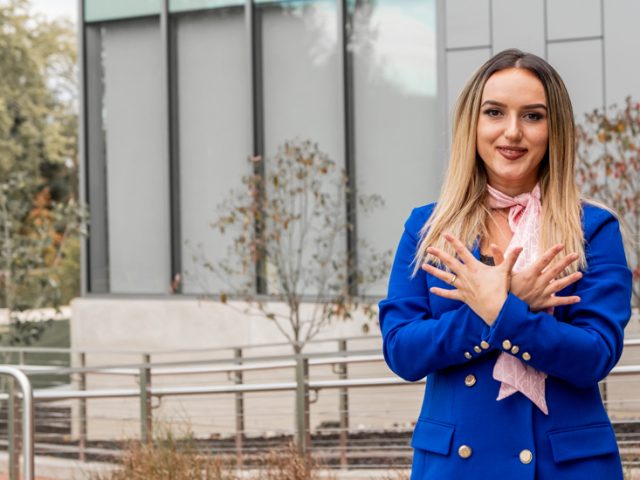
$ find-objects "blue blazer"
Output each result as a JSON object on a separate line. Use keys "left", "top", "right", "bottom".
{"left": 379, "top": 203, "right": 632, "bottom": 480}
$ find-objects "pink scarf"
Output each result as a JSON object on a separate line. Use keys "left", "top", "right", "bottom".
{"left": 487, "top": 184, "right": 549, "bottom": 415}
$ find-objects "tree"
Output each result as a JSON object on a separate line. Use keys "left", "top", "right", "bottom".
{"left": 0, "top": 0, "right": 85, "bottom": 344}
{"left": 188, "top": 139, "right": 391, "bottom": 353}
{"left": 576, "top": 96, "right": 640, "bottom": 307}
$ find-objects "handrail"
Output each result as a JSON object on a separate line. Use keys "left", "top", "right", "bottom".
{"left": 2, "top": 362, "right": 639, "bottom": 404}
{"left": 16, "top": 348, "right": 382, "bottom": 376}
{"left": 0, "top": 366, "right": 34, "bottom": 480}
{"left": 0, "top": 334, "right": 378, "bottom": 356}
{"left": 21, "top": 353, "right": 384, "bottom": 377}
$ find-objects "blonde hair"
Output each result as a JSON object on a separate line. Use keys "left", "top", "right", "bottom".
{"left": 414, "top": 49, "right": 586, "bottom": 276}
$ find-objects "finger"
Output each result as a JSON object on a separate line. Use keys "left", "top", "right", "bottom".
{"left": 490, "top": 243, "right": 504, "bottom": 265}
{"left": 503, "top": 246, "right": 523, "bottom": 273}
{"left": 532, "top": 244, "right": 564, "bottom": 275}
{"left": 429, "top": 286, "right": 463, "bottom": 301}
{"left": 542, "top": 253, "right": 580, "bottom": 281}
{"left": 544, "top": 271, "right": 583, "bottom": 295}
{"left": 443, "top": 233, "right": 476, "bottom": 265}
{"left": 426, "top": 246, "right": 464, "bottom": 274}
{"left": 540, "top": 294, "right": 581, "bottom": 309}
{"left": 422, "top": 263, "right": 461, "bottom": 285}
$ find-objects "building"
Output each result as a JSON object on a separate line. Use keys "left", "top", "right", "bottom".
{"left": 75, "top": 0, "right": 640, "bottom": 351}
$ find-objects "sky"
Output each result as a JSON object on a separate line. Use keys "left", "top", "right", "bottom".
{"left": 30, "top": 0, "right": 77, "bottom": 22}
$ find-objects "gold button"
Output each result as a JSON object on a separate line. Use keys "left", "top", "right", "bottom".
{"left": 511, "top": 345, "right": 520, "bottom": 355}
{"left": 502, "top": 339, "right": 512, "bottom": 350}
{"left": 458, "top": 445, "right": 472, "bottom": 459}
{"left": 480, "top": 340, "right": 490, "bottom": 349}
{"left": 473, "top": 345, "right": 481, "bottom": 353}
{"left": 519, "top": 449, "right": 533, "bottom": 464}
{"left": 464, "top": 374, "right": 477, "bottom": 387}
{"left": 522, "top": 352, "right": 531, "bottom": 361}
{"left": 464, "top": 351, "right": 472, "bottom": 359}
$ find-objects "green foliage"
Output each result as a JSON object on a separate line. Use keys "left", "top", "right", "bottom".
{"left": 577, "top": 97, "right": 640, "bottom": 306}
{"left": 0, "top": 0, "right": 86, "bottom": 343}
{"left": 189, "top": 139, "right": 391, "bottom": 351}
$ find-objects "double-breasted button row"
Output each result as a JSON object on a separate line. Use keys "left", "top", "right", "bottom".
{"left": 501, "top": 339, "right": 531, "bottom": 361}
{"left": 457, "top": 444, "right": 533, "bottom": 464}
{"left": 464, "top": 341, "right": 491, "bottom": 360}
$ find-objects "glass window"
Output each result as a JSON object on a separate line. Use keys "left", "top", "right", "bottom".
{"left": 170, "top": 0, "right": 243, "bottom": 13}
{"left": 85, "top": 0, "right": 161, "bottom": 22}
{"left": 176, "top": 8, "right": 253, "bottom": 294}
{"left": 259, "top": 0, "right": 346, "bottom": 296}
{"left": 351, "top": 0, "right": 440, "bottom": 296}
{"left": 101, "top": 18, "right": 172, "bottom": 293}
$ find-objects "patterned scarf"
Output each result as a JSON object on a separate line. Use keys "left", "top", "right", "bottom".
{"left": 487, "top": 183, "right": 549, "bottom": 415}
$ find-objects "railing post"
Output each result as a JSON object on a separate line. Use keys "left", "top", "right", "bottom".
{"left": 139, "top": 353, "right": 152, "bottom": 443}
{"left": 78, "top": 352, "right": 87, "bottom": 461}
{"left": 234, "top": 348, "right": 244, "bottom": 468}
{"left": 8, "top": 379, "right": 19, "bottom": 480}
{"left": 338, "top": 339, "right": 349, "bottom": 469}
{"left": 0, "top": 366, "right": 35, "bottom": 480}
{"left": 295, "top": 354, "right": 310, "bottom": 454}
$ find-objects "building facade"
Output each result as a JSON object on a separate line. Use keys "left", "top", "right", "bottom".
{"left": 76, "top": 0, "right": 640, "bottom": 351}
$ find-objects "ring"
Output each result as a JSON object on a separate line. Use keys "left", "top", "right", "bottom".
{"left": 449, "top": 274, "right": 457, "bottom": 285}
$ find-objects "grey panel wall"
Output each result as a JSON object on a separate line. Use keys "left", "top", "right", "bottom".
{"left": 175, "top": 10, "right": 252, "bottom": 295}
{"left": 492, "top": 0, "right": 545, "bottom": 57}
{"left": 103, "top": 19, "right": 171, "bottom": 294}
{"left": 445, "top": 0, "right": 490, "bottom": 49}
{"left": 548, "top": 39, "right": 604, "bottom": 121}
{"left": 445, "top": 48, "right": 491, "bottom": 127}
{"left": 604, "top": 0, "right": 640, "bottom": 107}
{"left": 547, "top": 0, "right": 601, "bottom": 40}
{"left": 441, "top": 0, "right": 625, "bottom": 132}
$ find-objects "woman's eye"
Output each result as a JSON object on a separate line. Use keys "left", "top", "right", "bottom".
{"left": 483, "top": 109, "right": 501, "bottom": 117}
{"left": 524, "top": 112, "right": 543, "bottom": 121}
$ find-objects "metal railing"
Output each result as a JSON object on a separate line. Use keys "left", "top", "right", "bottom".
{"left": 0, "top": 366, "right": 34, "bottom": 480}
{"left": 2, "top": 335, "right": 640, "bottom": 475}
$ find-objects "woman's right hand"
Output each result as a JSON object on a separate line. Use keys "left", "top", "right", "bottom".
{"left": 490, "top": 244, "right": 583, "bottom": 311}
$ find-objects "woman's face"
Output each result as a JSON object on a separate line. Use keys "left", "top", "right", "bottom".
{"left": 476, "top": 67, "right": 549, "bottom": 196}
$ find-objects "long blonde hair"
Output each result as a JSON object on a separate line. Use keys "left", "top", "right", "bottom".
{"left": 414, "top": 49, "right": 585, "bottom": 276}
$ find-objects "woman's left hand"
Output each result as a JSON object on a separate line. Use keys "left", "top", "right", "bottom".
{"left": 421, "top": 233, "right": 522, "bottom": 326}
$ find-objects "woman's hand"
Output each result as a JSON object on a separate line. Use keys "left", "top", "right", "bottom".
{"left": 489, "top": 243, "right": 582, "bottom": 311}
{"left": 421, "top": 233, "right": 522, "bottom": 326}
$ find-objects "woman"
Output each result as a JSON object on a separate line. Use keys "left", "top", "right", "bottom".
{"left": 379, "top": 49, "right": 632, "bottom": 479}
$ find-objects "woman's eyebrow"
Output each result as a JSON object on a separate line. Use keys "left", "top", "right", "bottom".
{"left": 481, "top": 100, "right": 547, "bottom": 110}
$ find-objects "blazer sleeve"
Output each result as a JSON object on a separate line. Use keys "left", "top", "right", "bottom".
{"left": 379, "top": 206, "right": 492, "bottom": 382}
{"left": 483, "top": 206, "right": 633, "bottom": 388}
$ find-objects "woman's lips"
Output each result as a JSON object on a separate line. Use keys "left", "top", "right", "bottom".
{"left": 496, "top": 146, "right": 527, "bottom": 160}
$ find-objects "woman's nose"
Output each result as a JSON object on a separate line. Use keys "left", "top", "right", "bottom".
{"left": 504, "top": 117, "right": 523, "bottom": 142}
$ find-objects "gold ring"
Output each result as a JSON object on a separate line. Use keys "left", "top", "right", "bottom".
{"left": 449, "top": 274, "right": 457, "bottom": 285}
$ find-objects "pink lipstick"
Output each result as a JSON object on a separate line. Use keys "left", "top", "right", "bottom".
{"left": 496, "top": 146, "right": 527, "bottom": 160}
